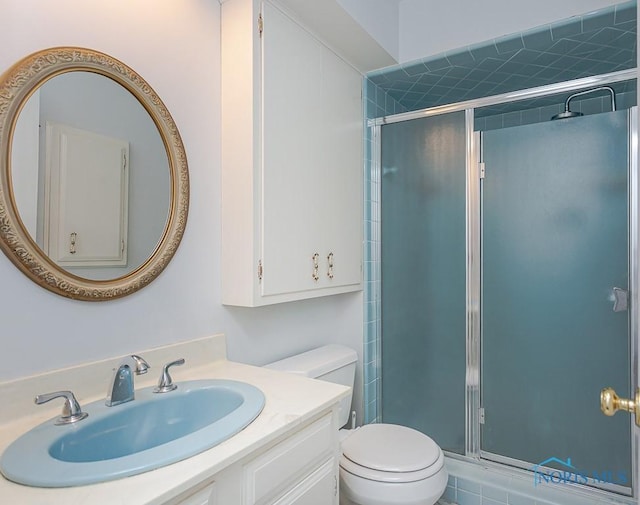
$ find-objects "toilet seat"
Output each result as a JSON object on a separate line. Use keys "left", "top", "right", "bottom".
{"left": 340, "top": 424, "right": 444, "bottom": 483}
{"left": 340, "top": 453, "right": 444, "bottom": 483}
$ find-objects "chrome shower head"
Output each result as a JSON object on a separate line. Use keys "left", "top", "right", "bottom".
{"left": 551, "top": 110, "right": 584, "bottom": 120}
{"left": 551, "top": 86, "right": 616, "bottom": 121}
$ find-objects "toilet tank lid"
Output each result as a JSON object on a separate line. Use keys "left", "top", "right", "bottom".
{"left": 265, "top": 345, "right": 357, "bottom": 378}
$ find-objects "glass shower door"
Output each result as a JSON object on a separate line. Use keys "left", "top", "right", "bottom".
{"left": 380, "top": 112, "right": 467, "bottom": 454}
{"left": 481, "top": 110, "right": 632, "bottom": 490}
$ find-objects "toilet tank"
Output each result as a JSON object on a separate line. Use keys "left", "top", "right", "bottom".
{"left": 265, "top": 345, "right": 357, "bottom": 428}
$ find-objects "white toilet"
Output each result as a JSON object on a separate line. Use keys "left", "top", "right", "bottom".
{"left": 266, "top": 345, "right": 447, "bottom": 505}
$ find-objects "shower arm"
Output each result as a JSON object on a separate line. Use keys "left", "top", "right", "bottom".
{"left": 563, "top": 86, "right": 616, "bottom": 114}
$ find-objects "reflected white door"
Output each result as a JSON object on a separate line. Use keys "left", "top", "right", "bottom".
{"left": 45, "top": 122, "right": 129, "bottom": 267}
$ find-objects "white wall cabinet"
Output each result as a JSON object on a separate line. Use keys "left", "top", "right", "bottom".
{"left": 222, "top": 0, "right": 363, "bottom": 306}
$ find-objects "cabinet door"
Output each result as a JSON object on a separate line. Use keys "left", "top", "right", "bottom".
{"left": 261, "top": 1, "right": 324, "bottom": 297}
{"left": 316, "top": 49, "right": 362, "bottom": 290}
{"left": 172, "top": 482, "right": 216, "bottom": 505}
{"left": 260, "top": 2, "right": 362, "bottom": 298}
{"left": 244, "top": 414, "right": 334, "bottom": 504}
{"left": 270, "top": 459, "right": 337, "bottom": 505}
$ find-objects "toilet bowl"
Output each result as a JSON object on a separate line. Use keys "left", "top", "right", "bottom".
{"left": 339, "top": 424, "right": 447, "bottom": 505}
{"left": 265, "top": 345, "right": 447, "bottom": 505}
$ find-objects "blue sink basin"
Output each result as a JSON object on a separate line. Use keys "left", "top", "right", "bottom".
{"left": 0, "top": 379, "right": 265, "bottom": 487}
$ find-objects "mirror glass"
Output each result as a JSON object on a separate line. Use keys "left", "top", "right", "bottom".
{"left": 0, "top": 47, "right": 189, "bottom": 300}
{"left": 11, "top": 71, "right": 171, "bottom": 280}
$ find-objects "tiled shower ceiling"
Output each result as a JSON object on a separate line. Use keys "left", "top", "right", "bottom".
{"left": 367, "top": 1, "right": 637, "bottom": 113}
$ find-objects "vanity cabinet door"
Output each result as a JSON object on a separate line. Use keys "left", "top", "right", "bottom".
{"left": 221, "top": 0, "right": 363, "bottom": 307}
{"left": 243, "top": 414, "right": 338, "bottom": 505}
{"left": 269, "top": 459, "right": 337, "bottom": 505}
{"left": 171, "top": 482, "right": 216, "bottom": 505}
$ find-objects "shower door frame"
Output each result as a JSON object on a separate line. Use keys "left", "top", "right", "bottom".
{"left": 368, "top": 67, "right": 638, "bottom": 499}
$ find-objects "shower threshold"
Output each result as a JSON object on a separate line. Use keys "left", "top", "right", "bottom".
{"left": 442, "top": 455, "right": 634, "bottom": 505}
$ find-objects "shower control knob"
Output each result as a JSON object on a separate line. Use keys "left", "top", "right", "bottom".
{"left": 600, "top": 387, "right": 640, "bottom": 426}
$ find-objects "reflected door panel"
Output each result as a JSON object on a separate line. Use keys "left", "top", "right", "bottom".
{"left": 45, "top": 122, "right": 129, "bottom": 267}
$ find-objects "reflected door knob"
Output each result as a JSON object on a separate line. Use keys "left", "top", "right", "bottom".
{"left": 600, "top": 387, "right": 640, "bottom": 426}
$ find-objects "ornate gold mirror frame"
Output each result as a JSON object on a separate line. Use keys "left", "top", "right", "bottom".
{"left": 0, "top": 47, "right": 189, "bottom": 300}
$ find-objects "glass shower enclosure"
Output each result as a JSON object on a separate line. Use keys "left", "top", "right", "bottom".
{"left": 374, "top": 73, "right": 637, "bottom": 497}
{"left": 380, "top": 112, "right": 467, "bottom": 455}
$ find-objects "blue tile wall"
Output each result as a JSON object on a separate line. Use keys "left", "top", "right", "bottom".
{"left": 367, "top": 1, "right": 636, "bottom": 114}
{"left": 474, "top": 90, "right": 637, "bottom": 131}
{"left": 362, "top": 80, "right": 407, "bottom": 423}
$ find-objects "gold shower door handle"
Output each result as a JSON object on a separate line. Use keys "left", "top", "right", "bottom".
{"left": 600, "top": 387, "right": 640, "bottom": 426}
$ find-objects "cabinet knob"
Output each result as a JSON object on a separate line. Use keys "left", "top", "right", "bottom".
{"left": 327, "top": 252, "right": 334, "bottom": 279}
{"left": 69, "top": 232, "right": 77, "bottom": 254}
{"left": 312, "top": 253, "right": 320, "bottom": 281}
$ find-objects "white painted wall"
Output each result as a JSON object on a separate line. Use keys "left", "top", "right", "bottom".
{"left": 11, "top": 89, "right": 39, "bottom": 237}
{"left": 0, "top": 0, "right": 363, "bottom": 420}
{"left": 337, "top": 0, "right": 400, "bottom": 62}
{"left": 398, "top": 0, "right": 622, "bottom": 63}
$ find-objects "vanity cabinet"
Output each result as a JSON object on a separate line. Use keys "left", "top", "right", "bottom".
{"left": 173, "top": 483, "right": 217, "bottom": 505}
{"left": 270, "top": 459, "right": 336, "bottom": 504}
{"left": 168, "top": 413, "right": 339, "bottom": 505}
{"left": 221, "top": 0, "right": 363, "bottom": 306}
{"left": 0, "top": 336, "right": 347, "bottom": 505}
{"left": 243, "top": 414, "right": 337, "bottom": 504}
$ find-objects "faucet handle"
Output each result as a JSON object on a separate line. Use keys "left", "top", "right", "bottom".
{"left": 35, "top": 390, "right": 89, "bottom": 425}
{"left": 130, "top": 354, "right": 151, "bottom": 375}
{"left": 154, "top": 358, "right": 185, "bottom": 393}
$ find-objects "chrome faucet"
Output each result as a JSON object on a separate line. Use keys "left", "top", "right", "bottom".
{"left": 106, "top": 354, "right": 150, "bottom": 406}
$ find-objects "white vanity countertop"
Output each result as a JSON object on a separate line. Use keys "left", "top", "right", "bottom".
{"left": 0, "top": 335, "right": 350, "bottom": 504}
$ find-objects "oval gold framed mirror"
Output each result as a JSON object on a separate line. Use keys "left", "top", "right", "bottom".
{"left": 0, "top": 47, "right": 189, "bottom": 300}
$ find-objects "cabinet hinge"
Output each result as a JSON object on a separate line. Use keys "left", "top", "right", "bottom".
{"left": 258, "top": 260, "right": 263, "bottom": 282}
{"left": 258, "top": 13, "right": 263, "bottom": 37}
{"left": 121, "top": 239, "right": 125, "bottom": 254}
{"left": 479, "top": 162, "right": 485, "bottom": 179}
{"left": 122, "top": 151, "right": 127, "bottom": 171}
{"left": 479, "top": 407, "right": 485, "bottom": 425}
